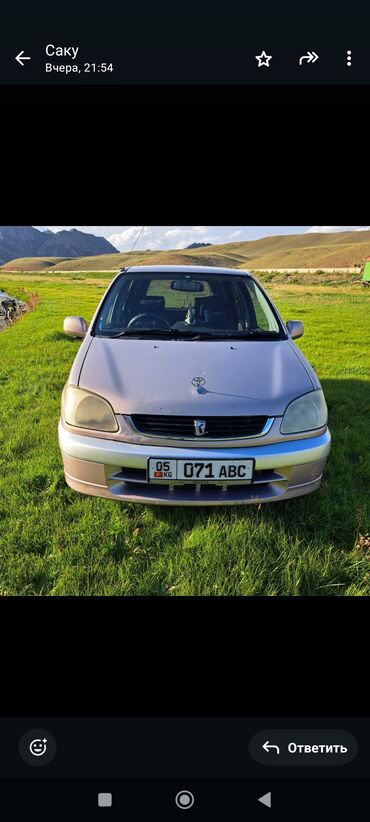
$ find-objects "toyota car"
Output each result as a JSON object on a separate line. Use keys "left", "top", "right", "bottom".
{"left": 58, "top": 266, "right": 331, "bottom": 505}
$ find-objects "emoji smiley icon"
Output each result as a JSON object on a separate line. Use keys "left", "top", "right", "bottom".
{"left": 29, "top": 738, "right": 48, "bottom": 757}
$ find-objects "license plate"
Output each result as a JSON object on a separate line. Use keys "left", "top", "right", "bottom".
{"left": 147, "top": 458, "right": 254, "bottom": 483}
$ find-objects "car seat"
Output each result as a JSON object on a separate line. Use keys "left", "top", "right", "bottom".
{"left": 193, "top": 296, "right": 235, "bottom": 328}
{"left": 139, "top": 296, "right": 166, "bottom": 311}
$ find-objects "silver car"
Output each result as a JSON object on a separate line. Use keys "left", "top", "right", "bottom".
{"left": 58, "top": 265, "right": 331, "bottom": 505}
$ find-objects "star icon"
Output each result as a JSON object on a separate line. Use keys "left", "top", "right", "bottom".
{"left": 255, "top": 50, "right": 272, "bottom": 67}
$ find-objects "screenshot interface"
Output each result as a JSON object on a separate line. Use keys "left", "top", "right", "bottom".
{"left": 1, "top": 42, "right": 367, "bottom": 85}
{"left": 1, "top": 0, "right": 369, "bottom": 790}
{"left": 2, "top": 3, "right": 370, "bottom": 86}
{"left": 2, "top": 6, "right": 368, "bottom": 130}
{"left": 1, "top": 717, "right": 368, "bottom": 819}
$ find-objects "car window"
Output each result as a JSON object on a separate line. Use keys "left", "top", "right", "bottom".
{"left": 94, "top": 272, "right": 283, "bottom": 337}
{"left": 146, "top": 278, "right": 212, "bottom": 308}
{"left": 247, "top": 280, "right": 280, "bottom": 332}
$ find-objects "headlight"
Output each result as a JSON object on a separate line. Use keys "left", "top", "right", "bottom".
{"left": 280, "top": 389, "right": 328, "bottom": 434}
{"left": 63, "top": 385, "right": 118, "bottom": 432}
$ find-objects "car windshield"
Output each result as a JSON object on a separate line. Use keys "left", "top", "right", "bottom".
{"left": 93, "top": 272, "right": 284, "bottom": 339}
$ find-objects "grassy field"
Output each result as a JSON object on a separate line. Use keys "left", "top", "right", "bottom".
{"left": 2, "top": 228, "right": 370, "bottom": 272}
{"left": 0, "top": 274, "right": 369, "bottom": 596}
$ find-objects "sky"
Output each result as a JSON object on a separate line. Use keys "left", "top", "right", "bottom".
{"left": 34, "top": 226, "right": 370, "bottom": 252}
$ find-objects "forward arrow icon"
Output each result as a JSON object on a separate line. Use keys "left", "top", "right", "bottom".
{"left": 299, "top": 51, "right": 319, "bottom": 65}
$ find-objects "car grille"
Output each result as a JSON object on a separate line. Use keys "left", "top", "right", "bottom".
{"left": 110, "top": 467, "right": 284, "bottom": 486}
{"left": 130, "top": 414, "right": 269, "bottom": 439}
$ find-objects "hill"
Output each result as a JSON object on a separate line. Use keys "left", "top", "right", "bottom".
{"left": 0, "top": 226, "right": 118, "bottom": 265}
{"left": 1, "top": 257, "right": 72, "bottom": 272}
{"left": 1, "top": 229, "right": 370, "bottom": 272}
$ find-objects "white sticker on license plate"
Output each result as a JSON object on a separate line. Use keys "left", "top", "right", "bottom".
{"left": 148, "top": 459, "right": 254, "bottom": 482}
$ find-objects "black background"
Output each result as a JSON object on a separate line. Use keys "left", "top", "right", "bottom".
{"left": 2, "top": 84, "right": 369, "bottom": 128}
{"left": 3, "top": 598, "right": 366, "bottom": 717}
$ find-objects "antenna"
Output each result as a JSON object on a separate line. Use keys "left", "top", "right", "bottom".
{"left": 129, "top": 226, "right": 145, "bottom": 255}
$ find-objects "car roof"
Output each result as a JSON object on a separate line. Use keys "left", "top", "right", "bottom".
{"left": 122, "top": 265, "right": 251, "bottom": 276}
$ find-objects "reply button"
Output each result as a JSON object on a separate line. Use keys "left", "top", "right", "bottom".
{"left": 249, "top": 730, "right": 357, "bottom": 766}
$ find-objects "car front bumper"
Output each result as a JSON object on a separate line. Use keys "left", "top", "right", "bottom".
{"left": 58, "top": 421, "right": 331, "bottom": 506}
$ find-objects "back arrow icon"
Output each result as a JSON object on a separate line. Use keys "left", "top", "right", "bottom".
{"left": 15, "top": 51, "right": 31, "bottom": 66}
{"left": 299, "top": 51, "right": 319, "bottom": 65}
{"left": 262, "top": 740, "right": 280, "bottom": 754}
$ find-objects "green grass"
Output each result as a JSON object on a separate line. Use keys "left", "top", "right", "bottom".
{"left": 0, "top": 276, "right": 369, "bottom": 596}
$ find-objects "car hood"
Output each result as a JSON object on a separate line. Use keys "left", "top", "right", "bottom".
{"left": 78, "top": 337, "right": 314, "bottom": 417}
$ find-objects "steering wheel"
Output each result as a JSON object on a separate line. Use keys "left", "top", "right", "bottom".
{"left": 127, "top": 313, "right": 171, "bottom": 330}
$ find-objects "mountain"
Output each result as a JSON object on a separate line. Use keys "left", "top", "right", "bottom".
{"left": 0, "top": 226, "right": 43, "bottom": 264}
{"left": 186, "top": 242, "right": 212, "bottom": 249}
{"left": 36, "top": 229, "right": 117, "bottom": 258}
{"left": 0, "top": 226, "right": 117, "bottom": 265}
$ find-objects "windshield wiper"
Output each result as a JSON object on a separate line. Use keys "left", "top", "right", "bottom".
{"left": 210, "top": 328, "right": 279, "bottom": 339}
{"left": 110, "top": 327, "right": 210, "bottom": 339}
{"left": 108, "top": 327, "right": 278, "bottom": 340}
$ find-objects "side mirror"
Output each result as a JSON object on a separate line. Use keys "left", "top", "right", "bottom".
{"left": 286, "top": 320, "right": 304, "bottom": 340}
{"left": 63, "top": 316, "right": 88, "bottom": 338}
